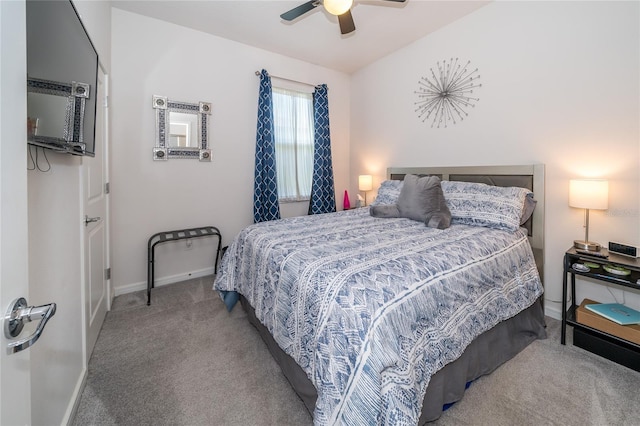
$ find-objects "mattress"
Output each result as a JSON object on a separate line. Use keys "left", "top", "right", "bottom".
{"left": 214, "top": 207, "right": 545, "bottom": 425}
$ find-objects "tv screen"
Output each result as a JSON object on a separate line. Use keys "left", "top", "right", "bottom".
{"left": 26, "top": 0, "right": 98, "bottom": 157}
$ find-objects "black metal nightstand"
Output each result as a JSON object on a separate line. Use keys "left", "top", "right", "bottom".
{"left": 561, "top": 247, "right": 640, "bottom": 371}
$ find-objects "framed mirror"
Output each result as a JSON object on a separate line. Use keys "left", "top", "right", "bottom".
{"left": 152, "top": 95, "right": 212, "bottom": 161}
{"left": 27, "top": 77, "right": 91, "bottom": 155}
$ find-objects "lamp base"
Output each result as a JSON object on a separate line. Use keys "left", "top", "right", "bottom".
{"left": 574, "top": 240, "right": 601, "bottom": 252}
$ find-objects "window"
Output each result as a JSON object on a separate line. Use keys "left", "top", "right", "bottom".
{"left": 272, "top": 87, "right": 314, "bottom": 202}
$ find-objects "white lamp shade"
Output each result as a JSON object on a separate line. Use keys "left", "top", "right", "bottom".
{"left": 358, "top": 175, "right": 373, "bottom": 191}
{"left": 569, "top": 179, "right": 608, "bottom": 210}
{"left": 323, "top": 0, "right": 353, "bottom": 16}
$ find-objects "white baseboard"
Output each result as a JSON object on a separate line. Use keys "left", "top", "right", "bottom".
{"left": 63, "top": 366, "right": 87, "bottom": 426}
{"left": 114, "top": 267, "right": 215, "bottom": 297}
{"left": 544, "top": 301, "right": 562, "bottom": 321}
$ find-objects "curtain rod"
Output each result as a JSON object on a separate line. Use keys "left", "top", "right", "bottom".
{"left": 254, "top": 70, "right": 318, "bottom": 88}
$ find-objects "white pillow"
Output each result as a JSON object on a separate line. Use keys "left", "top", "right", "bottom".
{"left": 370, "top": 180, "right": 404, "bottom": 206}
{"left": 440, "top": 181, "right": 533, "bottom": 232}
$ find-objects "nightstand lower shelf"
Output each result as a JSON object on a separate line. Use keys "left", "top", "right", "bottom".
{"left": 572, "top": 326, "right": 640, "bottom": 372}
{"left": 566, "top": 304, "right": 640, "bottom": 372}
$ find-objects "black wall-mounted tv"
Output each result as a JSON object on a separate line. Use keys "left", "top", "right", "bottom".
{"left": 26, "top": 0, "right": 98, "bottom": 157}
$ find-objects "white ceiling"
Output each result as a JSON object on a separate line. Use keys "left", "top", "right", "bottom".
{"left": 111, "top": 0, "right": 491, "bottom": 74}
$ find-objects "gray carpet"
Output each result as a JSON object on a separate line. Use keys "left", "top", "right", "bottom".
{"left": 73, "top": 276, "right": 640, "bottom": 425}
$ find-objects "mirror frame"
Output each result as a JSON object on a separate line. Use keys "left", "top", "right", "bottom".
{"left": 152, "top": 95, "right": 212, "bottom": 161}
{"left": 27, "top": 77, "right": 90, "bottom": 156}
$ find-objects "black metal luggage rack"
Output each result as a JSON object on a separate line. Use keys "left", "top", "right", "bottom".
{"left": 147, "top": 226, "right": 222, "bottom": 305}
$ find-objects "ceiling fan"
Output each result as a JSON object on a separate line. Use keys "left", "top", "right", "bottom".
{"left": 280, "top": 0, "right": 407, "bottom": 35}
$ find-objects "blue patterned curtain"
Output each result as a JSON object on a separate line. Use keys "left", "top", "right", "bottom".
{"left": 308, "top": 84, "right": 336, "bottom": 215}
{"left": 253, "top": 69, "right": 281, "bottom": 223}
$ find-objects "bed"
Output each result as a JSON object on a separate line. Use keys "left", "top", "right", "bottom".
{"left": 214, "top": 164, "right": 547, "bottom": 425}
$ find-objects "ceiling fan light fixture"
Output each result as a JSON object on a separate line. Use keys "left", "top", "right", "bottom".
{"left": 323, "top": 0, "right": 353, "bottom": 16}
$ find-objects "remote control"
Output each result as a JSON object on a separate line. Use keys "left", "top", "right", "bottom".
{"left": 575, "top": 249, "right": 608, "bottom": 258}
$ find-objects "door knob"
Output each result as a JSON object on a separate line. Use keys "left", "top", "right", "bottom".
{"left": 84, "top": 215, "right": 101, "bottom": 226}
{"left": 4, "top": 297, "right": 56, "bottom": 355}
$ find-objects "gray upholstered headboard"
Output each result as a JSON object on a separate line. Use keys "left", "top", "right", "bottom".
{"left": 387, "top": 165, "right": 545, "bottom": 285}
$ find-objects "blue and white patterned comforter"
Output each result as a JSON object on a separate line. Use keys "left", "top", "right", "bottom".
{"left": 214, "top": 208, "right": 543, "bottom": 425}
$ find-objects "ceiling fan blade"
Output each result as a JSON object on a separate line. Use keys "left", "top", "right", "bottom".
{"left": 338, "top": 9, "right": 356, "bottom": 34}
{"left": 381, "top": 0, "right": 407, "bottom": 2}
{"left": 280, "top": 1, "right": 318, "bottom": 21}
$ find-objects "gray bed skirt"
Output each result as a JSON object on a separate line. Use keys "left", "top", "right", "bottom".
{"left": 241, "top": 296, "right": 547, "bottom": 424}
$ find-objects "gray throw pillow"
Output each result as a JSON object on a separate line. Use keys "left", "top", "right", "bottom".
{"left": 398, "top": 174, "right": 451, "bottom": 229}
{"left": 370, "top": 204, "right": 400, "bottom": 218}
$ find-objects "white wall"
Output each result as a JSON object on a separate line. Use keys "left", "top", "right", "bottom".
{"left": 110, "top": 9, "right": 351, "bottom": 295}
{"left": 26, "top": 1, "right": 111, "bottom": 424}
{"left": 28, "top": 154, "right": 84, "bottom": 425}
{"left": 350, "top": 1, "right": 640, "bottom": 318}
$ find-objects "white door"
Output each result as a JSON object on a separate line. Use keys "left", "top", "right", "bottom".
{"left": 83, "top": 66, "right": 109, "bottom": 359}
{"left": 0, "top": 1, "right": 31, "bottom": 424}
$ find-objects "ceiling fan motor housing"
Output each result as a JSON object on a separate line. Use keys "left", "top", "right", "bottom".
{"left": 280, "top": 0, "right": 406, "bottom": 35}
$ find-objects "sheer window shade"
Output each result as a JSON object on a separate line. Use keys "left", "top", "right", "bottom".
{"left": 273, "top": 87, "right": 314, "bottom": 202}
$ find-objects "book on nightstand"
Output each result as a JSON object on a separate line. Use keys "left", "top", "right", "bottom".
{"left": 585, "top": 303, "right": 640, "bottom": 325}
{"left": 576, "top": 299, "right": 640, "bottom": 345}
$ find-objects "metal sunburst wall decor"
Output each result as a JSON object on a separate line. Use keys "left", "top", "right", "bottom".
{"left": 415, "top": 58, "right": 482, "bottom": 128}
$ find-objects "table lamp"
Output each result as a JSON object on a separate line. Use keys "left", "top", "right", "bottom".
{"left": 569, "top": 179, "right": 608, "bottom": 251}
{"left": 358, "top": 175, "right": 373, "bottom": 206}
